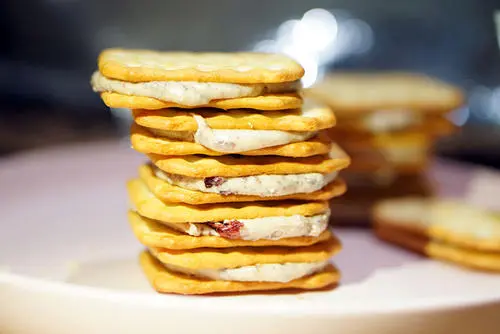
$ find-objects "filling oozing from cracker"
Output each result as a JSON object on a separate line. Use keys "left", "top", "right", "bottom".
{"left": 156, "top": 209, "right": 330, "bottom": 241}
{"left": 193, "top": 115, "right": 315, "bottom": 153}
{"left": 362, "top": 110, "right": 423, "bottom": 133}
{"left": 153, "top": 166, "right": 337, "bottom": 196}
{"left": 162, "top": 260, "right": 330, "bottom": 283}
{"left": 148, "top": 116, "right": 317, "bottom": 153}
{"left": 91, "top": 71, "right": 300, "bottom": 106}
{"left": 149, "top": 126, "right": 316, "bottom": 154}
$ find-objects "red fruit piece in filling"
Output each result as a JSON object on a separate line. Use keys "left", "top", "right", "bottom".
{"left": 204, "top": 176, "right": 226, "bottom": 188}
{"left": 208, "top": 220, "right": 244, "bottom": 239}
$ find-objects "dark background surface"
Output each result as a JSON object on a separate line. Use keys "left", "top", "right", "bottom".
{"left": 1, "top": 0, "right": 499, "bottom": 166}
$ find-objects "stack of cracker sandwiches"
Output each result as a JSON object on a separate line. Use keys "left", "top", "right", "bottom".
{"left": 91, "top": 49, "right": 351, "bottom": 294}
{"left": 306, "top": 72, "right": 464, "bottom": 226}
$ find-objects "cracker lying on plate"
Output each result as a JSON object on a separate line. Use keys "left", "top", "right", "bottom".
{"left": 150, "top": 145, "right": 350, "bottom": 178}
{"left": 373, "top": 197, "right": 500, "bottom": 252}
{"left": 131, "top": 123, "right": 333, "bottom": 157}
{"left": 128, "top": 179, "right": 329, "bottom": 223}
{"left": 305, "top": 72, "right": 464, "bottom": 114}
{"left": 375, "top": 224, "right": 500, "bottom": 272}
{"left": 98, "top": 49, "right": 305, "bottom": 83}
{"left": 129, "top": 211, "right": 333, "bottom": 249}
{"left": 138, "top": 164, "right": 346, "bottom": 204}
{"left": 132, "top": 100, "right": 336, "bottom": 132}
{"left": 101, "top": 92, "right": 302, "bottom": 110}
{"left": 140, "top": 251, "right": 339, "bottom": 294}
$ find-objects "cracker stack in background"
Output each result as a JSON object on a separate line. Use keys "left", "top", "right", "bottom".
{"left": 306, "top": 72, "right": 464, "bottom": 226}
{"left": 91, "top": 49, "right": 351, "bottom": 294}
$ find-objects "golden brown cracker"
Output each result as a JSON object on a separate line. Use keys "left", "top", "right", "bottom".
{"left": 132, "top": 102, "right": 336, "bottom": 132}
{"left": 140, "top": 251, "right": 339, "bottom": 294}
{"left": 330, "top": 130, "right": 432, "bottom": 150}
{"left": 128, "top": 179, "right": 329, "bottom": 223}
{"left": 131, "top": 124, "right": 333, "bottom": 157}
{"left": 150, "top": 145, "right": 350, "bottom": 178}
{"left": 139, "top": 164, "right": 346, "bottom": 205}
{"left": 334, "top": 115, "right": 456, "bottom": 137}
{"left": 339, "top": 144, "right": 392, "bottom": 174}
{"left": 333, "top": 131, "right": 430, "bottom": 174}
{"left": 373, "top": 198, "right": 500, "bottom": 252}
{"left": 129, "top": 211, "right": 333, "bottom": 249}
{"left": 426, "top": 241, "right": 500, "bottom": 272}
{"left": 150, "top": 237, "right": 339, "bottom": 269}
{"left": 374, "top": 225, "right": 500, "bottom": 272}
{"left": 330, "top": 175, "right": 433, "bottom": 226}
{"left": 305, "top": 72, "right": 464, "bottom": 114}
{"left": 372, "top": 132, "right": 432, "bottom": 149}
{"left": 340, "top": 174, "right": 433, "bottom": 201}
{"left": 101, "top": 92, "right": 302, "bottom": 110}
{"left": 98, "top": 49, "right": 304, "bottom": 83}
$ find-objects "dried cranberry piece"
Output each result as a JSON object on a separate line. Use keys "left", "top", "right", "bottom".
{"left": 204, "top": 176, "right": 226, "bottom": 188}
{"left": 208, "top": 220, "right": 243, "bottom": 239}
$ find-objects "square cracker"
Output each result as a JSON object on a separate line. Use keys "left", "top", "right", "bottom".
{"left": 373, "top": 197, "right": 500, "bottom": 252}
{"left": 149, "top": 145, "right": 350, "bottom": 178}
{"left": 131, "top": 124, "right": 333, "bottom": 157}
{"left": 375, "top": 224, "right": 500, "bottom": 272}
{"left": 138, "top": 164, "right": 346, "bottom": 205}
{"left": 140, "top": 251, "right": 339, "bottom": 294}
{"left": 128, "top": 179, "right": 329, "bottom": 223}
{"left": 149, "top": 237, "right": 339, "bottom": 270}
{"left": 98, "top": 49, "right": 304, "bottom": 83}
{"left": 305, "top": 72, "right": 464, "bottom": 114}
{"left": 333, "top": 115, "right": 456, "bottom": 137}
{"left": 332, "top": 132, "right": 429, "bottom": 174}
{"left": 129, "top": 211, "right": 333, "bottom": 249}
{"left": 132, "top": 101, "right": 336, "bottom": 132}
{"left": 101, "top": 92, "right": 302, "bottom": 110}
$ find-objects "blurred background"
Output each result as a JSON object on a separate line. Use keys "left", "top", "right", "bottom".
{"left": 1, "top": 0, "right": 499, "bottom": 167}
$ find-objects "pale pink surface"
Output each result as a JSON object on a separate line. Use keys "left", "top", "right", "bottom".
{"left": 0, "top": 140, "right": 492, "bottom": 284}
{"left": 1, "top": 140, "right": 500, "bottom": 334}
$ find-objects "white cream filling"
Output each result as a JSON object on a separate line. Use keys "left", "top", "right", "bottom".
{"left": 164, "top": 261, "right": 329, "bottom": 283}
{"left": 91, "top": 71, "right": 299, "bottom": 106}
{"left": 154, "top": 168, "right": 337, "bottom": 196}
{"left": 193, "top": 115, "right": 315, "bottom": 153}
{"left": 363, "top": 110, "right": 422, "bottom": 133}
{"left": 159, "top": 211, "right": 330, "bottom": 241}
{"left": 145, "top": 99, "right": 327, "bottom": 153}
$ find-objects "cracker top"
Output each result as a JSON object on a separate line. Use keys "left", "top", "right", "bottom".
{"left": 98, "top": 49, "right": 304, "bottom": 83}
{"left": 305, "top": 72, "right": 464, "bottom": 114}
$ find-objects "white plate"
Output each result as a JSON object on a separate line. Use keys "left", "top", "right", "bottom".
{"left": 1, "top": 141, "right": 500, "bottom": 334}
